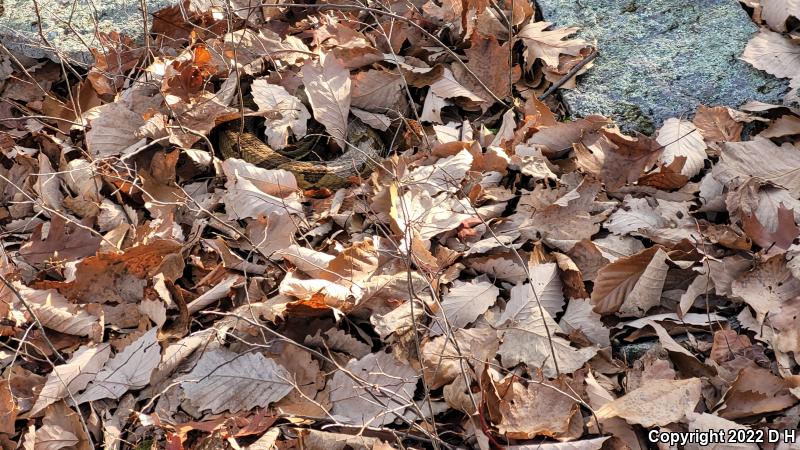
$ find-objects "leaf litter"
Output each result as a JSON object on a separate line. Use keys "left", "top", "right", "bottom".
{"left": 0, "top": 0, "right": 800, "bottom": 449}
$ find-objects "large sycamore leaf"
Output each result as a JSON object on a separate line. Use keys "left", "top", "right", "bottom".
{"left": 251, "top": 79, "right": 310, "bottom": 150}
{"left": 180, "top": 348, "right": 292, "bottom": 414}
{"left": 30, "top": 344, "right": 111, "bottom": 416}
{"left": 591, "top": 246, "right": 669, "bottom": 317}
{"left": 301, "top": 53, "right": 351, "bottom": 149}
{"left": 430, "top": 278, "right": 499, "bottom": 336}
{"left": 656, "top": 118, "right": 707, "bottom": 177}
{"left": 329, "top": 351, "right": 418, "bottom": 426}
{"left": 516, "top": 21, "right": 588, "bottom": 69}
{"left": 596, "top": 378, "right": 702, "bottom": 427}
{"left": 77, "top": 328, "right": 161, "bottom": 403}
{"left": 741, "top": 28, "right": 800, "bottom": 80}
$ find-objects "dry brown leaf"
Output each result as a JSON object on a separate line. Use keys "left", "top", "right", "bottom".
{"left": 591, "top": 246, "right": 669, "bottom": 316}
{"left": 528, "top": 115, "right": 612, "bottom": 157}
{"left": 301, "top": 53, "right": 351, "bottom": 149}
{"left": 731, "top": 254, "right": 800, "bottom": 323}
{"left": 14, "top": 285, "right": 102, "bottom": 339}
{"left": 718, "top": 366, "right": 799, "bottom": 419}
{"left": 84, "top": 102, "right": 146, "bottom": 157}
{"left": 761, "top": 0, "right": 800, "bottom": 32}
{"left": 693, "top": 105, "right": 743, "bottom": 142}
{"left": 20, "top": 216, "right": 101, "bottom": 266}
{"left": 596, "top": 378, "right": 702, "bottom": 427}
{"left": 350, "top": 69, "right": 404, "bottom": 113}
{"left": 516, "top": 21, "right": 589, "bottom": 69}
{"left": 559, "top": 298, "right": 610, "bottom": 347}
{"left": 421, "top": 327, "right": 497, "bottom": 388}
{"left": 495, "top": 376, "right": 582, "bottom": 440}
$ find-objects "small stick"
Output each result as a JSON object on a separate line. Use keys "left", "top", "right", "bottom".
{"left": 538, "top": 49, "right": 598, "bottom": 101}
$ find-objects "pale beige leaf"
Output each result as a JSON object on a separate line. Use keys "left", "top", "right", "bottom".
{"left": 304, "top": 328, "right": 371, "bottom": 359}
{"left": 506, "top": 437, "right": 609, "bottom": 450}
{"left": 422, "top": 327, "right": 498, "bottom": 388}
{"left": 350, "top": 108, "right": 391, "bottom": 131}
{"left": 731, "top": 254, "right": 800, "bottom": 323}
{"left": 301, "top": 53, "right": 351, "bottom": 148}
{"left": 429, "top": 68, "right": 484, "bottom": 102}
{"left": 329, "top": 351, "right": 418, "bottom": 426}
{"left": 221, "top": 158, "right": 302, "bottom": 220}
{"left": 760, "top": 114, "right": 800, "bottom": 138}
{"left": 179, "top": 348, "right": 292, "bottom": 414}
{"left": 605, "top": 195, "right": 698, "bottom": 246}
{"left": 498, "top": 294, "right": 595, "bottom": 377}
{"left": 516, "top": 21, "right": 588, "bottom": 69}
{"left": 34, "top": 424, "right": 78, "bottom": 450}
{"left": 85, "top": 102, "right": 146, "bottom": 157}
{"left": 714, "top": 137, "right": 800, "bottom": 196}
{"left": 430, "top": 278, "right": 499, "bottom": 335}
{"left": 591, "top": 246, "right": 669, "bottom": 316}
{"left": 656, "top": 118, "right": 707, "bottom": 177}
{"left": 596, "top": 378, "right": 702, "bottom": 427}
{"left": 76, "top": 328, "right": 161, "bottom": 403}
{"left": 251, "top": 79, "right": 310, "bottom": 149}
{"left": 15, "top": 285, "right": 102, "bottom": 338}
{"left": 30, "top": 344, "right": 111, "bottom": 416}
{"left": 761, "top": 0, "right": 800, "bottom": 32}
{"left": 741, "top": 28, "right": 800, "bottom": 80}
{"left": 498, "top": 263, "right": 564, "bottom": 323}
{"left": 559, "top": 298, "right": 610, "bottom": 347}
{"left": 684, "top": 413, "right": 757, "bottom": 450}
{"left": 402, "top": 150, "right": 474, "bottom": 195}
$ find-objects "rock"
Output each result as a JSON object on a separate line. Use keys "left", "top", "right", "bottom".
{"left": 0, "top": 0, "right": 178, "bottom": 67}
{"left": 535, "top": 0, "right": 788, "bottom": 134}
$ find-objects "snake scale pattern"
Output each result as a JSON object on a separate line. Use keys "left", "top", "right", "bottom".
{"left": 219, "top": 118, "right": 383, "bottom": 189}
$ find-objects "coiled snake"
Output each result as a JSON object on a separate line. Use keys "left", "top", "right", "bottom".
{"left": 218, "top": 117, "right": 383, "bottom": 189}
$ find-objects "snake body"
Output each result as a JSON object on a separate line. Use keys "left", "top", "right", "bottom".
{"left": 219, "top": 118, "right": 383, "bottom": 189}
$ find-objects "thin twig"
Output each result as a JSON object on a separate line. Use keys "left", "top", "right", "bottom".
{"left": 538, "top": 49, "right": 597, "bottom": 101}
{"left": 0, "top": 274, "right": 65, "bottom": 363}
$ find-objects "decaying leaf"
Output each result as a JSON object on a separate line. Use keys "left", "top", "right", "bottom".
{"left": 596, "top": 378, "right": 702, "bottom": 427}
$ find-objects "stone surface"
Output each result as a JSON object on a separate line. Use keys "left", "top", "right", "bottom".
{"left": 0, "top": 0, "right": 178, "bottom": 66}
{"left": 536, "top": 0, "right": 788, "bottom": 134}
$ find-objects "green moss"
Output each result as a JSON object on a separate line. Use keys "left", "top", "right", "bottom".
{"left": 614, "top": 103, "right": 655, "bottom": 135}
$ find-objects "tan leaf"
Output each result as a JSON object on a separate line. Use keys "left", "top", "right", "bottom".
{"left": 430, "top": 277, "right": 499, "bottom": 335}
{"left": 179, "top": 348, "right": 292, "bottom": 414}
{"left": 731, "top": 253, "right": 800, "bottom": 323}
{"left": 505, "top": 437, "right": 610, "bottom": 450}
{"left": 84, "top": 102, "right": 146, "bottom": 157}
{"left": 221, "top": 158, "right": 303, "bottom": 220}
{"left": 718, "top": 367, "right": 799, "bottom": 419}
{"left": 516, "top": 21, "right": 589, "bottom": 69}
{"left": 350, "top": 69, "right": 404, "bottom": 113}
{"left": 605, "top": 195, "right": 698, "bottom": 246}
{"left": 715, "top": 137, "right": 800, "bottom": 197}
{"left": 429, "top": 67, "right": 485, "bottom": 102}
{"left": 692, "top": 105, "right": 743, "bottom": 142}
{"left": 402, "top": 149, "right": 474, "bottom": 195}
{"left": 760, "top": 114, "right": 800, "bottom": 138}
{"left": 528, "top": 115, "right": 612, "bottom": 157}
{"left": 454, "top": 32, "right": 519, "bottom": 105}
{"left": 77, "top": 328, "right": 161, "bottom": 403}
{"left": 422, "top": 327, "right": 498, "bottom": 389}
{"left": 684, "top": 413, "right": 757, "bottom": 450}
{"left": 591, "top": 246, "right": 669, "bottom": 317}
{"left": 741, "top": 28, "right": 800, "bottom": 80}
{"left": 251, "top": 79, "right": 310, "bottom": 149}
{"left": 30, "top": 344, "right": 111, "bottom": 416}
{"left": 573, "top": 127, "right": 662, "bottom": 190}
{"left": 301, "top": 53, "right": 351, "bottom": 148}
{"left": 20, "top": 216, "right": 101, "bottom": 265}
{"left": 329, "top": 351, "right": 418, "bottom": 426}
{"left": 559, "top": 298, "right": 610, "bottom": 347}
{"left": 596, "top": 378, "right": 702, "bottom": 427}
{"left": 655, "top": 118, "right": 707, "bottom": 177}
{"left": 496, "top": 377, "right": 581, "bottom": 440}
